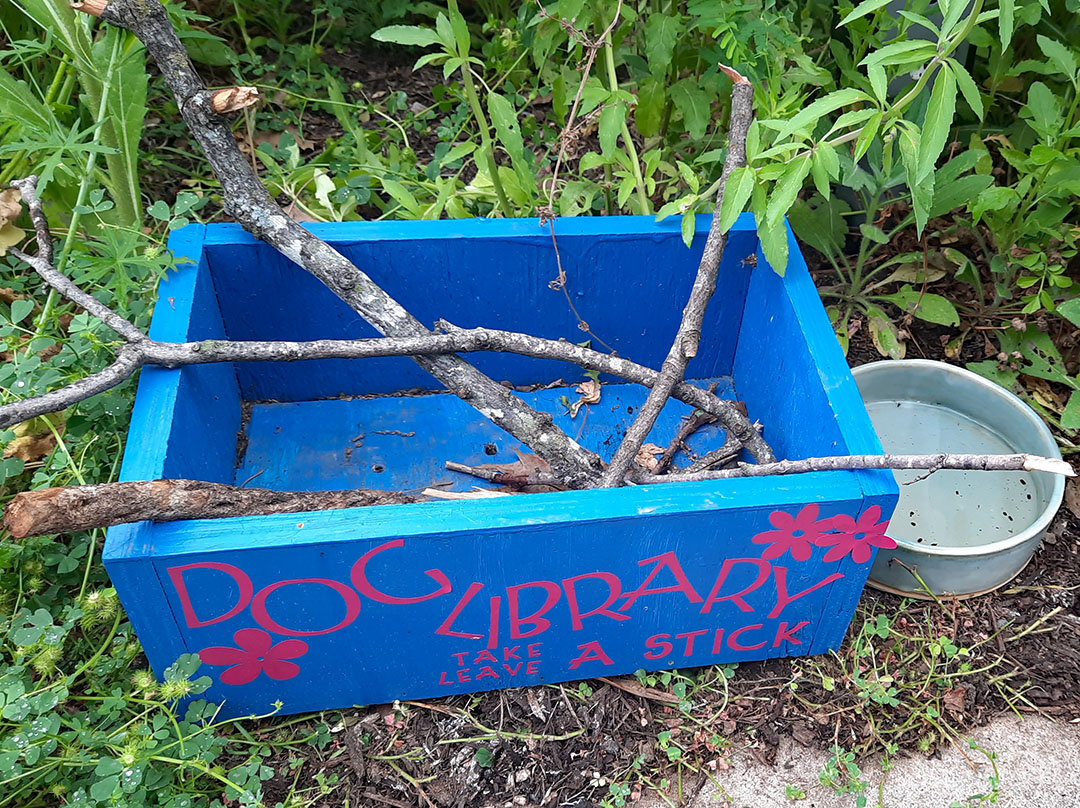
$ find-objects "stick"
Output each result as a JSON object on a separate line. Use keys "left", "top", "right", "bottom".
{"left": 0, "top": 201, "right": 772, "bottom": 462}
{"left": 600, "top": 67, "right": 755, "bottom": 487}
{"left": 3, "top": 479, "right": 419, "bottom": 539}
{"left": 653, "top": 384, "right": 719, "bottom": 475}
{"left": 635, "top": 453, "right": 1076, "bottom": 484}
{"left": 79, "top": 1, "right": 604, "bottom": 489}
{"left": 677, "top": 434, "right": 743, "bottom": 474}
{"left": 6, "top": 452, "right": 1070, "bottom": 537}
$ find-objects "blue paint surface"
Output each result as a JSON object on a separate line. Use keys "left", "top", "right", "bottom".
{"left": 104, "top": 214, "right": 898, "bottom": 718}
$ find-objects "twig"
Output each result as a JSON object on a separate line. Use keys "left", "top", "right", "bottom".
{"left": 653, "top": 383, "right": 718, "bottom": 474}
{"left": 80, "top": 1, "right": 604, "bottom": 489}
{"left": 444, "top": 461, "right": 562, "bottom": 488}
{"left": 677, "top": 434, "right": 743, "bottom": 474}
{"left": 1007, "top": 606, "right": 1064, "bottom": 642}
{"left": 0, "top": 221, "right": 771, "bottom": 461}
{"left": 600, "top": 68, "right": 756, "bottom": 487}
{"left": 3, "top": 479, "right": 419, "bottom": 538}
{"left": 635, "top": 453, "right": 1075, "bottom": 484}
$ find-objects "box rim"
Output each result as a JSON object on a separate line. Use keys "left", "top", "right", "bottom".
{"left": 105, "top": 214, "right": 896, "bottom": 563}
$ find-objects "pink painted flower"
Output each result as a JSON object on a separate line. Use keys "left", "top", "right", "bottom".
{"left": 814, "top": 505, "right": 896, "bottom": 563}
{"left": 752, "top": 504, "right": 833, "bottom": 561}
{"left": 198, "top": 628, "right": 308, "bottom": 685}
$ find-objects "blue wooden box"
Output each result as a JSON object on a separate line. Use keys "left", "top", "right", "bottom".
{"left": 104, "top": 214, "right": 898, "bottom": 718}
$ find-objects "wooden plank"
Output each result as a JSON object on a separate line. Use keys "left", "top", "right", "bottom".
{"left": 237, "top": 377, "right": 737, "bottom": 492}
{"left": 204, "top": 214, "right": 756, "bottom": 400}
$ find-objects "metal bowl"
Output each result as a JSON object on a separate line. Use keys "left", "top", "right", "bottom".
{"left": 851, "top": 360, "right": 1065, "bottom": 599}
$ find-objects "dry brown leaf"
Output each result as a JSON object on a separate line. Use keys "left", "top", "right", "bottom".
{"left": 474, "top": 449, "right": 552, "bottom": 478}
{"left": 0, "top": 189, "right": 22, "bottom": 224}
{"left": 943, "top": 686, "right": 966, "bottom": 715}
{"left": 595, "top": 676, "right": 678, "bottom": 704}
{"left": 569, "top": 378, "right": 601, "bottom": 418}
{"left": 0, "top": 222, "right": 25, "bottom": 257}
{"left": 634, "top": 442, "right": 665, "bottom": 473}
{"left": 1065, "top": 478, "right": 1080, "bottom": 520}
{"left": 3, "top": 432, "right": 56, "bottom": 462}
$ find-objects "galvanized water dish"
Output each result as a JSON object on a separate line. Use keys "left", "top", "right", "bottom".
{"left": 852, "top": 360, "right": 1065, "bottom": 599}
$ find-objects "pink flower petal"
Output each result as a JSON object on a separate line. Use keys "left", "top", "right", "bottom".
{"left": 198, "top": 645, "right": 249, "bottom": 666}
{"left": 269, "top": 639, "right": 309, "bottom": 661}
{"left": 753, "top": 529, "right": 788, "bottom": 546}
{"left": 761, "top": 542, "right": 787, "bottom": 560}
{"left": 828, "top": 514, "right": 858, "bottom": 534}
{"left": 823, "top": 544, "right": 849, "bottom": 563}
{"left": 219, "top": 661, "right": 262, "bottom": 686}
{"left": 811, "top": 533, "right": 842, "bottom": 548}
{"left": 261, "top": 659, "right": 301, "bottom": 681}
{"left": 233, "top": 628, "right": 273, "bottom": 655}
{"left": 851, "top": 543, "right": 873, "bottom": 564}
{"left": 790, "top": 541, "right": 813, "bottom": 562}
{"left": 868, "top": 534, "right": 897, "bottom": 550}
{"left": 769, "top": 511, "right": 796, "bottom": 530}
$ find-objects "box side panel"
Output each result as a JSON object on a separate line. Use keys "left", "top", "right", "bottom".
{"left": 732, "top": 223, "right": 900, "bottom": 653}
{"left": 104, "top": 524, "right": 189, "bottom": 674}
{"left": 203, "top": 215, "right": 755, "bottom": 400}
{"left": 140, "top": 480, "right": 873, "bottom": 718}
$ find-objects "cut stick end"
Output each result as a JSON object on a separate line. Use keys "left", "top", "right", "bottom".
{"left": 71, "top": 0, "right": 108, "bottom": 16}
{"left": 1022, "top": 455, "right": 1075, "bottom": 476}
{"left": 210, "top": 86, "right": 260, "bottom": 114}
{"left": 718, "top": 63, "right": 751, "bottom": 85}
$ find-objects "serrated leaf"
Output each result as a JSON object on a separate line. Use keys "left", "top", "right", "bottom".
{"left": 0, "top": 67, "right": 56, "bottom": 135}
{"left": 758, "top": 217, "right": 789, "bottom": 275}
{"left": 788, "top": 195, "right": 850, "bottom": 259}
{"left": 598, "top": 103, "right": 626, "bottom": 157}
{"left": 929, "top": 173, "right": 993, "bottom": 218}
{"left": 999, "top": 0, "right": 1014, "bottom": 49}
{"left": 854, "top": 110, "right": 883, "bottom": 161}
{"left": 372, "top": 24, "right": 440, "bottom": 47}
{"left": 774, "top": 88, "right": 873, "bottom": 144}
{"left": 717, "top": 166, "right": 755, "bottom": 233}
{"left": 669, "top": 79, "right": 711, "bottom": 140}
{"left": 918, "top": 67, "right": 957, "bottom": 183}
{"left": 860, "top": 223, "right": 888, "bottom": 243}
{"left": 1037, "top": 35, "right": 1079, "bottom": 81}
{"left": 766, "top": 156, "right": 812, "bottom": 226}
{"left": 644, "top": 14, "right": 683, "bottom": 79}
{"left": 969, "top": 185, "right": 1019, "bottom": 223}
{"left": 947, "top": 59, "right": 983, "bottom": 118}
{"left": 635, "top": 78, "right": 666, "bottom": 138}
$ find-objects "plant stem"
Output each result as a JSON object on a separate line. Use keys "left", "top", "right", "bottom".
{"left": 603, "top": 42, "right": 650, "bottom": 214}
{"left": 447, "top": 0, "right": 512, "bottom": 217}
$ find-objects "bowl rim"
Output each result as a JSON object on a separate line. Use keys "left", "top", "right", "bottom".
{"left": 851, "top": 359, "right": 1066, "bottom": 558}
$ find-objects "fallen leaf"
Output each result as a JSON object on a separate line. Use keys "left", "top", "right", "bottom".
{"left": 1065, "top": 478, "right": 1080, "bottom": 520}
{"left": 596, "top": 676, "right": 678, "bottom": 704}
{"left": 474, "top": 449, "right": 552, "bottom": 478}
{"left": 943, "top": 686, "right": 965, "bottom": 715}
{"left": 569, "top": 379, "right": 602, "bottom": 418}
{"left": 283, "top": 201, "right": 320, "bottom": 223}
{"left": 0, "top": 222, "right": 25, "bottom": 257}
{"left": 634, "top": 443, "right": 665, "bottom": 473}
{"left": 3, "top": 432, "right": 56, "bottom": 462}
{"left": 0, "top": 188, "right": 21, "bottom": 224}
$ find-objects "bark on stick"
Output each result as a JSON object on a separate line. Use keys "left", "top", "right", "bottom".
{"left": 85, "top": 0, "right": 604, "bottom": 488}
{"left": 4, "top": 480, "right": 419, "bottom": 538}
{"left": 600, "top": 69, "right": 760, "bottom": 486}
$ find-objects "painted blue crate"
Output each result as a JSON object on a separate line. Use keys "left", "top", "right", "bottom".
{"left": 104, "top": 214, "right": 898, "bottom": 718}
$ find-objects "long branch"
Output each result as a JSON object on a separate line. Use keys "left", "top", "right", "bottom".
{"left": 636, "top": 453, "right": 1075, "bottom": 484}
{"left": 3, "top": 479, "right": 419, "bottom": 539}
{"left": 600, "top": 68, "right": 758, "bottom": 486}
{"left": 81, "top": 0, "right": 603, "bottom": 488}
{"left": 0, "top": 327, "right": 770, "bottom": 454}
{"left": 7, "top": 452, "right": 1071, "bottom": 538}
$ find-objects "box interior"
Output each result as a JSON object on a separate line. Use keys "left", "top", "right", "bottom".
{"left": 142, "top": 217, "right": 856, "bottom": 493}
